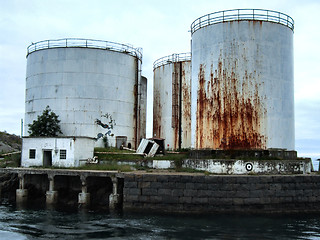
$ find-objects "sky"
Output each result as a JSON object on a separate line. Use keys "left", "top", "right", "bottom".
{"left": 0, "top": 0, "right": 319, "bottom": 161}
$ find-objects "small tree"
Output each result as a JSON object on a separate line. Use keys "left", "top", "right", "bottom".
{"left": 28, "top": 106, "right": 63, "bottom": 137}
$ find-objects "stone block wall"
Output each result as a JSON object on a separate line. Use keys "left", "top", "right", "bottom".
{"left": 123, "top": 173, "right": 320, "bottom": 213}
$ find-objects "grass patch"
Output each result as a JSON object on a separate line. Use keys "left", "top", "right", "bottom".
{"left": 94, "top": 147, "right": 144, "bottom": 161}
{"left": 172, "top": 148, "right": 190, "bottom": 153}
{"left": 94, "top": 148, "right": 188, "bottom": 162}
{"left": 134, "top": 165, "right": 152, "bottom": 171}
{"left": 95, "top": 153, "right": 144, "bottom": 161}
{"left": 76, "top": 162, "right": 133, "bottom": 172}
{"left": 94, "top": 147, "right": 133, "bottom": 153}
{"left": 146, "top": 153, "right": 188, "bottom": 161}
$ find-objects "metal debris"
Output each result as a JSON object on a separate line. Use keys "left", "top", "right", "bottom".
{"left": 136, "top": 139, "right": 159, "bottom": 157}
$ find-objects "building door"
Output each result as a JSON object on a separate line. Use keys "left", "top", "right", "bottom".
{"left": 43, "top": 150, "right": 52, "bottom": 167}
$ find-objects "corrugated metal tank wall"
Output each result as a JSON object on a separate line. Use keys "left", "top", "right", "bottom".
{"left": 25, "top": 39, "right": 144, "bottom": 148}
{"left": 190, "top": 9, "right": 295, "bottom": 150}
{"left": 153, "top": 53, "right": 191, "bottom": 150}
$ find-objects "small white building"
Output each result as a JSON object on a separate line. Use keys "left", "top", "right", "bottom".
{"left": 21, "top": 137, "right": 95, "bottom": 168}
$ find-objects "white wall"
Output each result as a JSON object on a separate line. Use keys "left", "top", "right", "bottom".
{"left": 183, "top": 159, "right": 311, "bottom": 174}
{"left": 21, "top": 137, "right": 94, "bottom": 167}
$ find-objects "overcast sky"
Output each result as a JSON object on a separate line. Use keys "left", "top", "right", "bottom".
{"left": 0, "top": 0, "right": 319, "bottom": 160}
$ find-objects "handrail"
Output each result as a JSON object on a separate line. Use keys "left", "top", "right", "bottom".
{"left": 153, "top": 53, "right": 191, "bottom": 70}
{"left": 191, "top": 9, "right": 294, "bottom": 34}
{"left": 27, "top": 38, "right": 143, "bottom": 61}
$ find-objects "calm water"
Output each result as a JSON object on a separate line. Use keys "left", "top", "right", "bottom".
{"left": 0, "top": 205, "right": 320, "bottom": 239}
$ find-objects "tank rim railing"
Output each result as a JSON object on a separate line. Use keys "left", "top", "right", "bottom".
{"left": 153, "top": 53, "right": 191, "bottom": 70}
{"left": 191, "top": 9, "right": 294, "bottom": 34}
{"left": 27, "top": 38, "right": 143, "bottom": 61}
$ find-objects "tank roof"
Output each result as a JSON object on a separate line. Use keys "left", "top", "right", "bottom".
{"left": 153, "top": 53, "right": 191, "bottom": 70}
{"left": 27, "top": 38, "right": 142, "bottom": 61}
{"left": 191, "top": 9, "right": 294, "bottom": 35}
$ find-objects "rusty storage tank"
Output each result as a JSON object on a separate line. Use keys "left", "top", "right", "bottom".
{"left": 190, "top": 9, "right": 295, "bottom": 150}
{"left": 153, "top": 53, "right": 191, "bottom": 150}
{"left": 25, "top": 38, "right": 146, "bottom": 148}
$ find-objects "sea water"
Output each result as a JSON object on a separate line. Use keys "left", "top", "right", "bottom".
{"left": 1, "top": 205, "right": 320, "bottom": 239}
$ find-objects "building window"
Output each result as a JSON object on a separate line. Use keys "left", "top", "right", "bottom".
{"left": 29, "top": 149, "right": 36, "bottom": 159}
{"left": 60, "top": 150, "right": 67, "bottom": 159}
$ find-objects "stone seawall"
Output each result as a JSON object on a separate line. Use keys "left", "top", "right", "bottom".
{"left": 123, "top": 173, "right": 320, "bottom": 213}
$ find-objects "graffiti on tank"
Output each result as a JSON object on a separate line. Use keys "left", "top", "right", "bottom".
{"left": 96, "top": 113, "right": 116, "bottom": 139}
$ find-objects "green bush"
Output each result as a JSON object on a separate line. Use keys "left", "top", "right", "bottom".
{"left": 0, "top": 153, "right": 21, "bottom": 168}
{"left": 28, "top": 106, "right": 62, "bottom": 137}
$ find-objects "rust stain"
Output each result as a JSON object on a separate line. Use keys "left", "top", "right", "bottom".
{"left": 133, "top": 82, "right": 138, "bottom": 148}
{"left": 182, "top": 68, "right": 191, "bottom": 122}
{"left": 196, "top": 58, "right": 266, "bottom": 150}
{"left": 153, "top": 88, "right": 162, "bottom": 139}
{"left": 251, "top": 20, "right": 264, "bottom": 27}
{"left": 181, "top": 63, "right": 191, "bottom": 149}
{"left": 172, "top": 62, "right": 180, "bottom": 149}
{"left": 235, "top": 19, "right": 264, "bottom": 27}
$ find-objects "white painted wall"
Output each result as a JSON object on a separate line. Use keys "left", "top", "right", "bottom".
{"left": 21, "top": 137, "right": 94, "bottom": 167}
{"left": 183, "top": 159, "right": 312, "bottom": 174}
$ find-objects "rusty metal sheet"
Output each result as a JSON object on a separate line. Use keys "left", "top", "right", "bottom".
{"left": 153, "top": 85, "right": 162, "bottom": 139}
{"left": 136, "top": 138, "right": 149, "bottom": 154}
{"left": 147, "top": 142, "right": 159, "bottom": 157}
{"left": 172, "top": 62, "right": 180, "bottom": 149}
{"left": 181, "top": 62, "right": 191, "bottom": 149}
{"left": 195, "top": 61, "right": 266, "bottom": 150}
{"left": 191, "top": 19, "right": 294, "bottom": 150}
{"left": 136, "top": 138, "right": 159, "bottom": 157}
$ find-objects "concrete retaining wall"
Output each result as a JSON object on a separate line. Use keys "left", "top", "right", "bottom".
{"left": 182, "top": 159, "right": 312, "bottom": 175}
{"left": 123, "top": 173, "right": 320, "bottom": 213}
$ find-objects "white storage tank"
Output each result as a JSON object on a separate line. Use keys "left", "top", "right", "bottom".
{"left": 153, "top": 53, "right": 191, "bottom": 150}
{"left": 25, "top": 38, "right": 146, "bottom": 148}
{"left": 190, "top": 9, "right": 295, "bottom": 150}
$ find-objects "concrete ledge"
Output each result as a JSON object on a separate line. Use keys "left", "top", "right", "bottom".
{"left": 183, "top": 159, "right": 312, "bottom": 174}
{"left": 0, "top": 168, "right": 124, "bottom": 178}
{"left": 78, "top": 193, "right": 90, "bottom": 206}
{"left": 16, "top": 189, "right": 28, "bottom": 203}
{"left": 109, "top": 193, "right": 120, "bottom": 209}
{"left": 151, "top": 159, "right": 312, "bottom": 175}
{"left": 46, "top": 191, "right": 58, "bottom": 204}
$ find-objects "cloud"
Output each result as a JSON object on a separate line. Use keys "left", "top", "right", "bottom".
{"left": 295, "top": 99, "right": 320, "bottom": 139}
